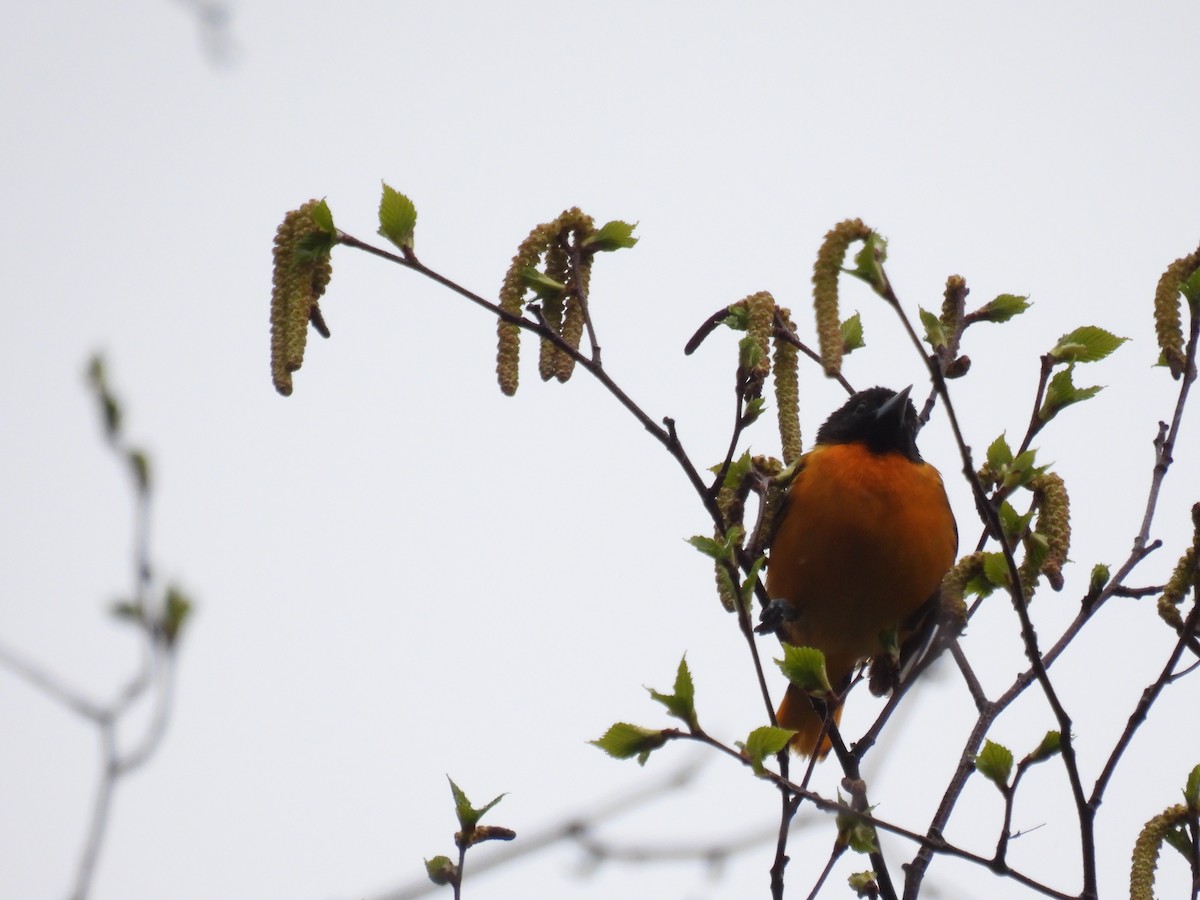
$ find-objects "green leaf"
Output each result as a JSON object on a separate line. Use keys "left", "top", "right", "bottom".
{"left": 1038, "top": 365, "right": 1103, "bottom": 422}
{"left": 986, "top": 433, "right": 1013, "bottom": 469}
{"left": 738, "top": 334, "right": 765, "bottom": 371}
{"left": 998, "top": 501, "right": 1033, "bottom": 541}
{"left": 1012, "top": 448, "right": 1039, "bottom": 474}
{"left": 424, "top": 856, "right": 457, "bottom": 886}
{"left": 919, "top": 307, "right": 947, "bottom": 349}
{"left": 648, "top": 656, "right": 698, "bottom": 730}
{"left": 110, "top": 600, "right": 145, "bottom": 626}
{"left": 847, "top": 232, "right": 888, "bottom": 294}
{"left": 981, "top": 552, "right": 1011, "bottom": 588}
{"left": 1000, "top": 447, "right": 1043, "bottom": 491}
{"left": 86, "top": 354, "right": 106, "bottom": 390}
{"left": 690, "top": 524, "right": 744, "bottom": 562}
{"left": 740, "top": 725, "right": 797, "bottom": 775}
{"left": 686, "top": 535, "right": 726, "bottom": 560}
{"left": 582, "top": 219, "right": 639, "bottom": 252}
{"left": 377, "top": 182, "right": 417, "bottom": 250}
{"left": 1164, "top": 823, "right": 1194, "bottom": 860}
{"left": 447, "top": 777, "right": 506, "bottom": 832}
{"left": 976, "top": 293, "right": 1031, "bottom": 323}
{"left": 776, "top": 644, "right": 832, "bottom": 696}
{"left": 840, "top": 312, "right": 865, "bottom": 353}
{"left": 294, "top": 230, "right": 337, "bottom": 262}
{"left": 590, "top": 723, "right": 669, "bottom": 765}
{"left": 310, "top": 198, "right": 336, "bottom": 234}
{"left": 975, "top": 740, "right": 1014, "bottom": 788}
{"left": 710, "top": 451, "right": 754, "bottom": 489}
{"left": 1027, "top": 730, "right": 1062, "bottom": 764}
{"left": 518, "top": 266, "right": 566, "bottom": 299}
{"left": 740, "top": 555, "right": 767, "bottom": 615}
{"left": 963, "top": 572, "right": 997, "bottom": 599}
{"left": 1184, "top": 763, "right": 1200, "bottom": 811}
{"left": 848, "top": 871, "right": 879, "bottom": 893}
{"left": 99, "top": 392, "right": 122, "bottom": 439}
{"left": 1181, "top": 268, "right": 1200, "bottom": 308}
{"left": 1049, "top": 326, "right": 1128, "bottom": 363}
{"left": 722, "top": 305, "right": 751, "bottom": 331}
{"left": 127, "top": 450, "right": 151, "bottom": 494}
{"left": 1023, "top": 530, "right": 1050, "bottom": 570}
{"left": 162, "top": 585, "right": 193, "bottom": 648}
{"left": 836, "top": 801, "right": 880, "bottom": 854}
{"left": 743, "top": 396, "right": 766, "bottom": 425}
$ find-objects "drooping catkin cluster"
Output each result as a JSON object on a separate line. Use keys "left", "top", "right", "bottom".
{"left": 940, "top": 275, "right": 968, "bottom": 354}
{"left": 1022, "top": 472, "right": 1071, "bottom": 598}
{"left": 270, "top": 200, "right": 334, "bottom": 396}
{"left": 772, "top": 307, "right": 802, "bottom": 465}
{"left": 723, "top": 292, "right": 802, "bottom": 464}
{"left": 1129, "top": 803, "right": 1190, "bottom": 900}
{"left": 1157, "top": 547, "right": 1196, "bottom": 631}
{"left": 539, "top": 239, "right": 569, "bottom": 381}
{"left": 551, "top": 212, "right": 594, "bottom": 383}
{"left": 812, "top": 219, "right": 873, "bottom": 376}
{"left": 937, "top": 552, "right": 979, "bottom": 635}
{"left": 743, "top": 291, "right": 775, "bottom": 390}
{"left": 496, "top": 208, "right": 595, "bottom": 395}
{"left": 1153, "top": 243, "right": 1200, "bottom": 379}
{"left": 1158, "top": 503, "right": 1200, "bottom": 631}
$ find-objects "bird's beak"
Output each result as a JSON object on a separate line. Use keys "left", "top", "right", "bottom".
{"left": 875, "top": 385, "right": 913, "bottom": 426}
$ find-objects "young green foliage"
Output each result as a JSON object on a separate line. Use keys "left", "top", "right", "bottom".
{"left": 919, "top": 306, "right": 948, "bottom": 350}
{"left": 840, "top": 311, "right": 865, "bottom": 354}
{"left": 591, "top": 723, "right": 670, "bottom": 766}
{"left": 1025, "top": 730, "right": 1063, "bottom": 765}
{"left": 848, "top": 871, "right": 879, "bottom": 895}
{"left": 976, "top": 293, "right": 1032, "bottom": 324}
{"left": 1038, "top": 364, "right": 1103, "bottom": 423}
{"left": 776, "top": 644, "right": 833, "bottom": 696}
{"left": 648, "top": 656, "right": 699, "bottom": 731}
{"left": 377, "top": 182, "right": 417, "bottom": 251}
{"left": 161, "top": 585, "right": 193, "bottom": 649}
{"left": 1184, "top": 763, "right": 1200, "bottom": 812}
{"left": 1049, "top": 325, "right": 1128, "bottom": 363}
{"left": 447, "top": 777, "right": 506, "bottom": 836}
{"left": 424, "top": 856, "right": 457, "bottom": 887}
{"left": 739, "top": 726, "right": 797, "bottom": 775}
{"left": 975, "top": 739, "right": 1014, "bottom": 788}
{"left": 836, "top": 797, "right": 880, "bottom": 854}
{"left": 848, "top": 231, "right": 889, "bottom": 296}
{"left": 582, "top": 219, "right": 639, "bottom": 251}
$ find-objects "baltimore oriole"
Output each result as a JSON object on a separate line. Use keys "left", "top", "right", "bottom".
{"left": 764, "top": 386, "right": 958, "bottom": 758}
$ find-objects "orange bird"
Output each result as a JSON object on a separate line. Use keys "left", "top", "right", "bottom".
{"left": 764, "top": 386, "right": 958, "bottom": 758}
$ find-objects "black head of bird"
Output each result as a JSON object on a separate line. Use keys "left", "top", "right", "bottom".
{"left": 816, "top": 385, "right": 921, "bottom": 462}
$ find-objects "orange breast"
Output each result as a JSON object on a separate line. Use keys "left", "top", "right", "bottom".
{"left": 765, "top": 443, "right": 957, "bottom": 678}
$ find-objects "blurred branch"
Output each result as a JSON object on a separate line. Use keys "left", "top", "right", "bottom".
{"left": 0, "top": 356, "right": 192, "bottom": 900}
{"left": 168, "top": 0, "right": 236, "bottom": 64}
{"left": 368, "top": 760, "right": 730, "bottom": 900}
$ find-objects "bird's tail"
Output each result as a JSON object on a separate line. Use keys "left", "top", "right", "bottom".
{"left": 776, "top": 682, "right": 843, "bottom": 759}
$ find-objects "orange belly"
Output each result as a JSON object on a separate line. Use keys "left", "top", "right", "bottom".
{"left": 766, "top": 442, "right": 957, "bottom": 681}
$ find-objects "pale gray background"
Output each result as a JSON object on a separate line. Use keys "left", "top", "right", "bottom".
{"left": 3, "top": 3, "right": 1199, "bottom": 898}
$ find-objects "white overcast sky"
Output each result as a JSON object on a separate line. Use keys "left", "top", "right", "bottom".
{"left": 4, "top": 3, "right": 1200, "bottom": 899}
